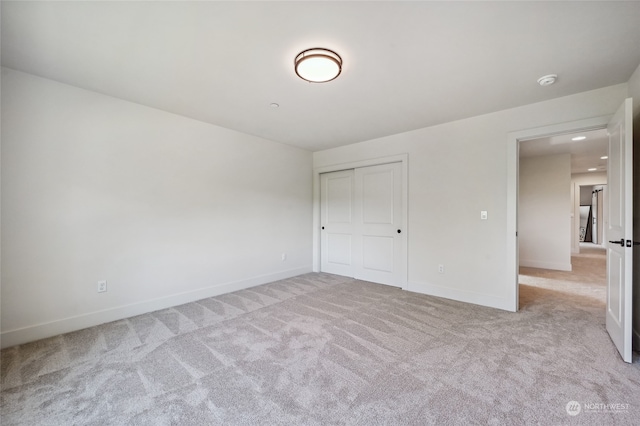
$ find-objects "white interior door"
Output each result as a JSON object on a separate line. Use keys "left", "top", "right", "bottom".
{"left": 354, "top": 163, "right": 403, "bottom": 286}
{"left": 320, "top": 170, "right": 355, "bottom": 276}
{"left": 606, "top": 98, "right": 633, "bottom": 363}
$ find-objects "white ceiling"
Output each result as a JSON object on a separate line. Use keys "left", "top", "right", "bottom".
{"left": 2, "top": 1, "right": 640, "bottom": 152}
{"left": 519, "top": 129, "right": 609, "bottom": 175}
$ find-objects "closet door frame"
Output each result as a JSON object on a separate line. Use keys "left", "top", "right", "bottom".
{"left": 313, "top": 154, "right": 408, "bottom": 290}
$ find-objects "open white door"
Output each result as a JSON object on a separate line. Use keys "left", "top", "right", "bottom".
{"left": 606, "top": 98, "right": 633, "bottom": 363}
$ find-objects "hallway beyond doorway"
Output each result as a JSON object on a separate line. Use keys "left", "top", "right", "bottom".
{"left": 519, "top": 242, "right": 605, "bottom": 308}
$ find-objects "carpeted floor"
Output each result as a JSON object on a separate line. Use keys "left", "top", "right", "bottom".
{"left": 2, "top": 247, "right": 639, "bottom": 425}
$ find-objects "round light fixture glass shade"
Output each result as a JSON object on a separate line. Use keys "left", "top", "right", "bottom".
{"left": 295, "top": 48, "right": 342, "bottom": 83}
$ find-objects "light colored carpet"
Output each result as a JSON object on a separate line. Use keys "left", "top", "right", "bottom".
{"left": 2, "top": 250, "right": 639, "bottom": 425}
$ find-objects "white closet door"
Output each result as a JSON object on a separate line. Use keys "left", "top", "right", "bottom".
{"left": 354, "top": 162, "right": 403, "bottom": 286}
{"left": 320, "top": 170, "right": 355, "bottom": 277}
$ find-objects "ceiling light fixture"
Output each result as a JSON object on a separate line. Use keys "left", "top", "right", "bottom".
{"left": 571, "top": 136, "right": 586, "bottom": 141}
{"left": 588, "top": 168, "right": 597, "bottom": 171}
{"left": 537, "top": 74, "right": 557, "bottom": 86}
{"left": 294, "top": 48, "right": 342, "bottom": 83}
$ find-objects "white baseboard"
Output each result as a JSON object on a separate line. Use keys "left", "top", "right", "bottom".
{"left": 519, "top": 259, "right": 572, "bottom": 272}
{"left": 0, "top": 266, "right": 311, "bottom": 349}
{"left": 406, "top": 280, "right": 514, "bottom": 312}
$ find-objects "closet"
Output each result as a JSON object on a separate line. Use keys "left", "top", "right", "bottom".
{"left": 320, "top": 162, "right": 403, "bottom": 287}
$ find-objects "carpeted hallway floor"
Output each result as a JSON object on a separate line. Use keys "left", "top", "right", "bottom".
{"left": 2, "top": 246, "right": 639, "bottom": 425}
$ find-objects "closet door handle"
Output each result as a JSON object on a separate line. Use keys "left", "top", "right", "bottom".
{"left": 397, "top": 229, "right": 401, "bottom": 234}
{"left": 609, "top": 239, "right": 624, "bottom": 246}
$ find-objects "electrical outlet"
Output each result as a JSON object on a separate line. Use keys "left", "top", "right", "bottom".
{"left": 97, "top": 280, "right": 107, "bottom": 293}
{"left": 281, "top": 253, "right": 287, "bottom": 261}
{"left": 438, "top": 264, "right": 445, "bottom": 274}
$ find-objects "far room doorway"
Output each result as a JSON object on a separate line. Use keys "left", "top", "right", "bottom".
{"left": 578, "top": 185, "right": 607, "bottom": 246}
{"left": 518, "top": 128, "right": 608, "bottom": 272}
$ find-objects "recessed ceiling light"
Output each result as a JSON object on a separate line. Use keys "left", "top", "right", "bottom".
{"left": 571, "top": 136, "right": 586, "bottom": 141}
{"left": 270, "top": 103, "right": 279, "bottom": 108}
{"left": 600, "top": 156, "right": 608, "bottom": 160}
{"left": 537, "top": 74, "right": 557, "bottom": 86}
{"left": 588, "top": 168, "right": 597, "bottom": 171}
{"left": 295, "top": 48, "right": 342, "bottom": 83}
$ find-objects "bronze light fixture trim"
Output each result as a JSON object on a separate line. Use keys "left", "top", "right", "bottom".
{"left": 294, "top": 48, "right": 342, "bottom": 83}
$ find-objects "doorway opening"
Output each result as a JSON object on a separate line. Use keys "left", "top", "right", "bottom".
{"left": 506, "top": 115, "right": 611, "bottom": 312}
{"left": 579, "top": 185, "right": 607, "bottom": 247}
{"left": 517, "top": 127, "right": 608, "bottom": 309}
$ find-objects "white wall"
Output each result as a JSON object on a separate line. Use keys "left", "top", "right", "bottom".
{"left": 314, "top": 83, "right": 628, "bottom": 311}
{"left": 580, "top": 186, "right": 594, "bottom": 206}
{"left": 519, "top": 154, "right": 571, "bottom": 271}
{"left": 0, "top": 68, "right": 313, "bottom": 348}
